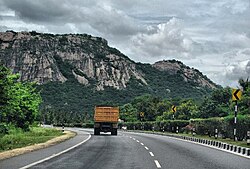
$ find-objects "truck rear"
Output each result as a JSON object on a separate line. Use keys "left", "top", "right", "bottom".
{"left": 94, "top": 106, "right": 119, "bottom": 135}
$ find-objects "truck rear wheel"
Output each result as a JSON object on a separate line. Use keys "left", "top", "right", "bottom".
{"left": 94, "top": 128, "right": 100, "bottom": 135}
{"left": 111, "top": 129, "right": 117, "bottom": 136}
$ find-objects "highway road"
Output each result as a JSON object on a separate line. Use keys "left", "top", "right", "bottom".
{"left": 1, "top": 128, "right": 249, "bottom": 169}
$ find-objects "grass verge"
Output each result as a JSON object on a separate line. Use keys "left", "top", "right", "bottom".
{"left": 0, "top": 127, "right": 76, "bottom": 160}
{"left": 0, "top": 127, "right": 64, "bottom": 152}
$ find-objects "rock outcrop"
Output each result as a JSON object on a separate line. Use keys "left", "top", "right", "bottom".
{"left": 152, "top": 60, "right": 217, "bottom": 89}
{"left": 0, "top": 31, "right": 146, "bottom": 90}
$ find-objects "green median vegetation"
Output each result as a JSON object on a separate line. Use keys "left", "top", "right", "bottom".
{"left": 0, "top": 126, "right": 63, "bottom": 152}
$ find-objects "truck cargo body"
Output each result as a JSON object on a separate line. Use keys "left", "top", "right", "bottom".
{"left": 94, "top": 106, "right": 119, "bottom": 135}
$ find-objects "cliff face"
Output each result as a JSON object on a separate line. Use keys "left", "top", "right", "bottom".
{"left": 0, "top": 31, "right": 146, "bottom": 90}
{"left": 0, "top": 31, "right": 67, "bottom": 84}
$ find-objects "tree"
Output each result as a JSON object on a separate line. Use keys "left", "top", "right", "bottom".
{"left": 197, "top": 87, "right": 232, "bottom": 118}
{"left": 238, "top": 78, "right": 250, "bottom": 115}
{"left": 0, "top": 63, "right": 14, "bottom": 122}
{"left": 155, "top": 99, "right": 176, "bottom": 121}
{"left": 120, "top": 103, "right": 138, "bottom": 122}
{"left": 132, "top": 94, "right": 161, "bottom": 121}
{"left": 176, "top": 99, "right": 198, "bottom": 120}
{"left": 0, "top": 64, "right": 42, "bottom": 130}
{"left": 156, "top": 99, "right": 172, "bottom": 116}
{"left": 211, "top": 87, "right": 231, "bottom": 105}
{"left": 239, "top": 78, "right": 250, "bottom": 91}
{"left": 0, "top": 64, "right": 12, "bottom": 110}
{"left": 198, "top": 98, "right": 217, "bottom": 118}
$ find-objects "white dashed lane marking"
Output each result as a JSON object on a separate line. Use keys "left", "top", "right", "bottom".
{"left": 149, "top": 152, "right": 154, "bottom": 157}
{"left": 154, "top": 160, "right": 162, "bottom": 168}
{"left": 129, "top": 135, "right": 162, "bottom": 168}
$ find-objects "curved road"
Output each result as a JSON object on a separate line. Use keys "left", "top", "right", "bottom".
{"left": 0, "top": 129, "right": 249, "bottom": 169}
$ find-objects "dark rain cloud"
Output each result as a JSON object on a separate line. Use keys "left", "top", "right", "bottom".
{"left": 2, "top": 0, "right": 81, "bottom": 23}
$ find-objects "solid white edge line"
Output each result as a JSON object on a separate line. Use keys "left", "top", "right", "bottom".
{"left": 163, "top": 135, "right": 250, "bottom": 160}
{"left": 149, "top": 152, "right": 154, "bottom": 157}
{"left": 19, "top": 132, "right": 91, "bottom": 169}
{"left": 145, "top": 146, "right": 149, "bottom": 150}
{"left": 141, "top": 143, "right": 144, "bottom": 146}
{"left": 154, "top": 160, "right": 161, "bottom": 168}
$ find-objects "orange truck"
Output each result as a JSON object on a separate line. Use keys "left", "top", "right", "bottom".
{"left": 94, "top": 106, "right": 119, "bottom": 135}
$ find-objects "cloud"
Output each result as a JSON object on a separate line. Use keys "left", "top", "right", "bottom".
{"left": 0, "top": 0, "right": 250, "bottom": 87}
{"left": 1, "top": 0, "right": 141, "bottom": 37}
{"left": 223, "top": 49, "right": 250, "bottom": 79}
{"left": 221, "top": 32, "right": 250, "bottom": 49}
{"left": 130, "top": 18, "right": 198, "bottom": 60}
{"left": 0, "top": 25, "right": 9, "bottom": 31}
{"left": 224, "top": 60, "right": 250, "bottom": 84}
{"left": 2, "top": 0, "right": 74, "bottom": 23}
{"left": 84, "top": 4, "right": 142, "bottom": 37}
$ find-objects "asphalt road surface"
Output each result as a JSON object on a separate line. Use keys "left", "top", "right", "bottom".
{"left": 1, "top": 128, "right": 249, "bottom": 169}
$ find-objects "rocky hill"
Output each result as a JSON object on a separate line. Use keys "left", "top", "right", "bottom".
{"left": 0, "top": 31, "right": 218, "bottom": 114}
{"left": 0, "top": 31, "right": 146, "bottom": 91}
{"left": 152, "top": 60, "right": 216, "bottom": 89}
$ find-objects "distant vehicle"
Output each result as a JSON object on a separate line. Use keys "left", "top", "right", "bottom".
{"left": 94, "top": 106, "right": 119, "bottom": 135}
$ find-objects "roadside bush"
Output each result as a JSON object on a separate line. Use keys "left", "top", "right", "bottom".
{"left": 121, "top": 116, "right": 250, "bottom": 141}
{"left": 189, "top": 116, "right": 250, "bottom": 140}
{"left": 190, "top": 118, "right": 224, "bottom": 136}
{"left": 122, "top": 120, "right": 189, "bottom": 132}
{"left": 154, "top": 120, "right": 189, "bottom": 132}
{"left": 224, "top": 115, "right": 250, "bottom": 140}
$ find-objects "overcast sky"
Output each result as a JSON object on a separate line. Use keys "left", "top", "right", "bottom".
{"left": 0, "top": 0, "right": 249, "bottom": 87}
